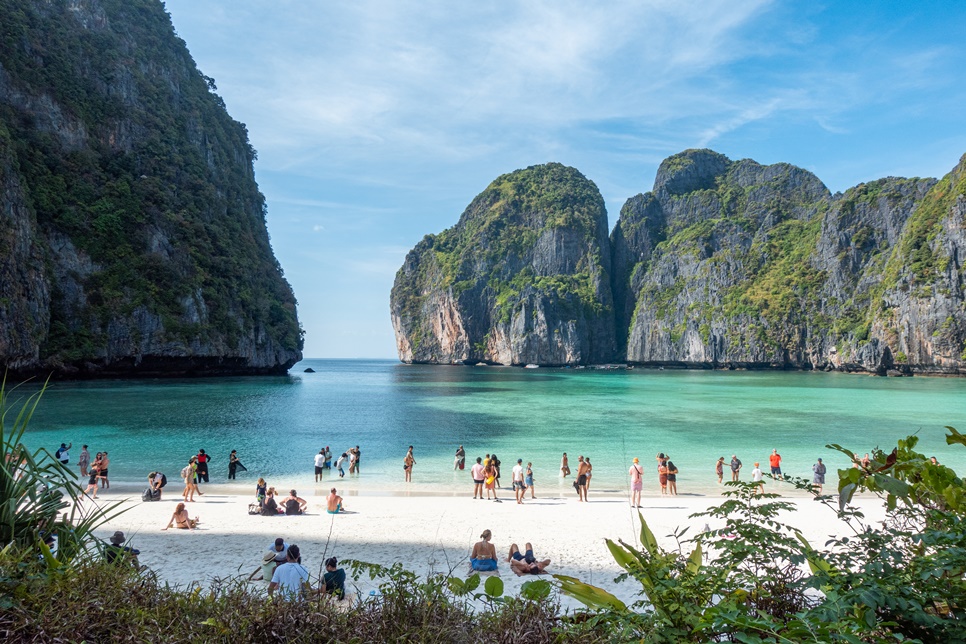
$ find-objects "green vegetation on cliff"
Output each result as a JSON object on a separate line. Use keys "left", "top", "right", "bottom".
{"left": 0, "top": 0, "right": 302, "bottom": 371}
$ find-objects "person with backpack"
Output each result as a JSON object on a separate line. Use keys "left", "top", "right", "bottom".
{"left": 181, "top": 457, "right": 200, "bottom": 502}
{"left": 55, "top": 442, "right": 72, "bottom": 466}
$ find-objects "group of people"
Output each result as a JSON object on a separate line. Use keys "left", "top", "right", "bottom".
{"left": 561, "top": 453, "right": 594, "bottom": 501}
{"left": 468, "top": 454, "right": 536, "bottom": 503}
{"left": 246, "top": 538, "right": 347, "bottom": 600}
{"left": 314, "top": 446, "right": 361, "bottom": 481}
{"left": 254, "top": 478, "right": 348, "bottom": 516}
{"left": 79, "top": 447, "right": 110, "bottom": 500}
{"left": 712, "top": 450, "right": 830, "bottom": 493}
{"left": 469, "top": 529, "right": 550, "bottom": 575}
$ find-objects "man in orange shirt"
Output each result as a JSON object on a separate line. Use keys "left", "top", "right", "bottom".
{"left": 769, "top": 449, "right": 783, "bottom": 480}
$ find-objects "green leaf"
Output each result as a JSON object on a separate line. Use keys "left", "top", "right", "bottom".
{"left": 838, "top": 483, "right": 857, "bottom": 511}
{"left": 483, "top": 575, "right": 504, "bottom": 598}
{"left": 638, "top": 511, "right": 659, "bottom": 555}
{"left": 945, "top": 426, "right": 966, "bottom": 447}
{"left": 553, "top": 574, "right": 627, "bottom": 611}
{"left": 446, "top": 577, "right": 466, "bottom": 595}
{"left": 464, "top": 573, "right": 480, "bottom": 593}
{"left": 872, "top": 473, "right": 911, "bottom": 498}
{"left": 520, "top": 579, "right": 552, "bottom": 601}
{"left": 605, "top": 538, "right": 639, "bottom": 570}
{"left": 686, "top": 543, "right": 703, "bottom": 574}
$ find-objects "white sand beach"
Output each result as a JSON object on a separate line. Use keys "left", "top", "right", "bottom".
{"left": 81, "top": 483, "right": 885, "bottom": 609}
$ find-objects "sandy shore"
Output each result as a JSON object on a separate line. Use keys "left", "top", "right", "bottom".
{"left": 81, "top": 484, "right": 884, "bottom": 609}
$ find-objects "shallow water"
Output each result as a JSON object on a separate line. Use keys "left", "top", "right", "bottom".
{"left": 14, "top": 359, "right": 966, "bottom": 497}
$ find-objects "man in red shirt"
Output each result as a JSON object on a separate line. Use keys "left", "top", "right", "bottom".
{"left": 769, "top": 449, "right": 783, "bottom": 480}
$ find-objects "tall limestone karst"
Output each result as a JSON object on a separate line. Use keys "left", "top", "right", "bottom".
{"left": 612, "top": 148, "right": 966, "bottom": 375}
{"left": 391, "top": 163, "right": 615, "bottom": 365}
{"left": 396, "top": 148, "right": 966, "bottom": 374}
{"left": 0, "top": 0, "right": 302, "bottom": 377}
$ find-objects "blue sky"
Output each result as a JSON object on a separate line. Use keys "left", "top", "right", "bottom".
{"left": 163, "top": 0, "right": 966, "bottom": 359}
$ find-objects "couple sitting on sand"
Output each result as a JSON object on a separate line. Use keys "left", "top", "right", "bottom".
{"left": 469, "top": 529, "right": 550, "bottom": 575}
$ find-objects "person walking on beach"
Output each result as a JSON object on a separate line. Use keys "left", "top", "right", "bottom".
{"left": 715, "top": 456, "right": 725, "bottom": 484}
{"left": 730, "top": 455, "right": 742, "bottom": 481}
{"left": 196, "top": 449, "right": 211, "bottom": 484}
{"left": 576, "top": 456, "right": 590, "bottom": 502}
{"left": 471, "top": 457, "right": 485, "bottom": 499}
{"left": 470, "top": 529, "right": 498, "bottom": 571}
{"left": 78, "top": 445, "right": 90, "bottom": 477}
{"left": 455, "top": 445, "right": 465, "bottom": 470}
{"left": 525, "top": 462, "right": 536, "bottom": 499}
{"left": 629, "top": 457, "right": 643, "bottom": 508}
{"left": 751, "top": 462, "right": 764, "bottom": 494}
{"left": 484, "top": 459, "right": 499, "bottom": 501}
{"left": 83, "top": 454, "right": 100, "bottom": 500}
{"left": 55, "top": 442, "right": 72, "bottom": 466}
{"left": 769, "top": 449, "right": 783, "bottom": 480}
{"left": 561, "top": 453, "right": 571, "bottom": 478}
{"left": 512, "top": 459, "right": 526, "bottom": 504}
{"left": 181, "top": 457, "right": 198, "bottom": 502}
{"left": 99, "top": 452, "right": 110, "bottom": 489}
{"left": 403, "top": 446, "right": 416, "bottom": 482}
{"left": 666, "top": 458, "right": 678, "bottom": 495}
{"left": 812, "top": 458, "right": 827, "bottom": 493}
{"left": 314, "top": 450, "right": 326, "bottom": 482}
{"left": 228, "top": 450, "right": 241, "bottom": 480}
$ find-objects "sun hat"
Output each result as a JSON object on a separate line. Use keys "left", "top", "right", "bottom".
{"left": 109, "top": 531, "right": 125, "bottom": 544}
{"left": 262, "top": 551, "right": 277, "bottom": 562}
{"left": 633, "top": 457, "right": 639, "bottom": 463}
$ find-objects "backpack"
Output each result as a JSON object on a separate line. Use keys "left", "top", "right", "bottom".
{"left": 142, "top": 488, "right": 159, "bottom": 502}
{"left": 180, "top": 465, "right": 191, "bottom": 480}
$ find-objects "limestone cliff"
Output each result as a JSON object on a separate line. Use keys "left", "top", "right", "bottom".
{"left": 614, "top": 149, "right": 965, "bottom": 375}
{"left": 397, "top": 148, "right": 966, "bottom": 374}
{"left": 0, "top": 0, "right": 302, "bottom": 377}
{"left": 391, "top": 163, "right": 615, "bottom": 365}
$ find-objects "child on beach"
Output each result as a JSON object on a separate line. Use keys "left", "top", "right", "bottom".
{"left": 751, "top": 462, "right": 764, "bottom": 494}
{"left": 336, "top": 452, "right": 347, "bottom": 478}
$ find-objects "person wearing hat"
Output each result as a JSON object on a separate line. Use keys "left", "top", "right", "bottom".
{"left": 248, "top": 550, "right": 279, "bottom": 588}
{"left": 512, "top": 459, "right": 526, "bottom": 504}
{"left": 105, "top": 531, "right": 140, "bottom": 567}
{"left": 267, "top": 537, "right": 289, "bottom": 563}
{"left": 629, "top": 457, "right": 644, "bottom": 508}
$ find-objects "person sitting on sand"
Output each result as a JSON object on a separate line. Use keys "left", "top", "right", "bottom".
{"left": 507, "top": 542, "right": 551, "bottom": 575}
{"left": 268, "top": 544, "right": 311, "bottom": 599}
{"left": 322, "top": 556, "right": 346, "bottom": 600}
{"left": 470, "top": 529, "right": 498, "bottom": 571}
{"left": 281, "top": 489, "right": 307, "bottom": 515}
{"left": 106, "top": 531, "right": 141, "bottom": 567}
{"left": 268, "top": 537, "right": 289, "bottom": 563}
{"left": 248, "top": 551, "right": 278, "bottom": 588}
{"left": 326, "top": 488, "right": 345, "bottom": 514}
{"left": 163, "top": 502, "right": 199, "bottom": 530}
{"left": 261, "top": 489, "right": 281, "bottom": 516}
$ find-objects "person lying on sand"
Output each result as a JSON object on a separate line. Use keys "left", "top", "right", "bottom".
{"left": 163, "top": 502, "right": 199, "bottom": 530}
{"left": 507, "top": 542, "right": 550, "bottom": 575}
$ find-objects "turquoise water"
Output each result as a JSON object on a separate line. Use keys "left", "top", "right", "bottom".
{"left": 13, "top": 359, "right": 966, "bottom": 496}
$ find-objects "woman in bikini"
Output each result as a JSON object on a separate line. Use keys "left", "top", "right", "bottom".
{"left": 163, "top": 502, "right": 199, "bottom": 530}
{"left": 403, "top": 446, "right": 415, "bottom": 483}
{"left": 470, "top": 529, "right": 498, "bottom": 571}
{"left": 83, "top": 453, "right": 101, "bottom": 499}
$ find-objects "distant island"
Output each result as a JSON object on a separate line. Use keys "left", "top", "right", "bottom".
{"left": 0, "top": 0, "right": 302, "bottom": 378}
{"left": 391, "top": 149, "right": 966, "bottom": 376}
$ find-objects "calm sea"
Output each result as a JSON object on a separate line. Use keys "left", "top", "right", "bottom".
{"left": 13, "top": 359, "right": 966, "bottom": 496}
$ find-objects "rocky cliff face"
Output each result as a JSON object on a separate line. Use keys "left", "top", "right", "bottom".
{"left": 391, "top": 163, "right": 615, "bottom": 365}
{"left": 396, "top": 148, "right": 966, "bottom": 374}
{"left": 0, "top": 0, "right": 301, "bottom": 377}
{"left": 614, "top": 149, "right": 965, "bottom": 375}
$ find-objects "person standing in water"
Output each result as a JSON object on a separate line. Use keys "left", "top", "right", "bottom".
{"left": 454, "top": 445, "right": 465, "bottom": 470}
{"left": 99, "top": 452, "right": 110, "bottom": 489}
{"left": 353, "top": 446, "right": 361, "bottom": 474}
{"left": 812, "top": 458, "right": 827, "bottom": 493}
{"left": 575, "top": 456, "right": 590, "bottom": 502}
{"left": 560, "top": 452, "right": 570, "bottom": 478}
{"left": 403, "top": 446, "right": 416, "bottom": 482}
{"left": 629, "top": 457, "right": 643, "bottom": 507}
{"left": 525, "top": 462, "right": 535, "bottom": 499}
{"left": 666, "top": 457, "right": 678, "bottom": 495}
{"left": 335, "top": 452, "right": 347, "bottom": 478}
{"left": 715, "top": 456, "right": 725, "bottom": 484}
{"left": 585, "top": 457, "right": 593, "bottom": 491}
{"left": 730, "top": 455, "right": 742, "bottom": 481}
{"left": 314, "top": 450, "right": 326, "bottom": 482}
